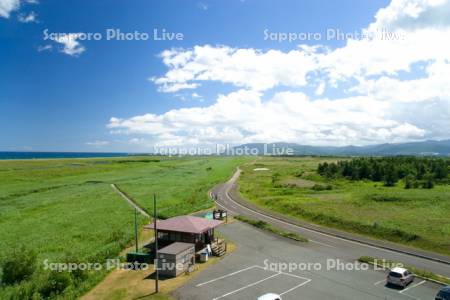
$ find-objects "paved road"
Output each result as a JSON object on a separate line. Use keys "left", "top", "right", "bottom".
{"left": 174, "top": 221, "right": 444, "bottom": 300}
{"left": 212, "top": 169, "right": 450, "bottom": 278}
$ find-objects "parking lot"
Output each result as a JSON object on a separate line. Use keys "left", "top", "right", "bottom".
{"left": 174, "top": 222, "right": 445, "bottom": 300}
{"left": 195, "top": 265, "right": 311, "bottom": 300}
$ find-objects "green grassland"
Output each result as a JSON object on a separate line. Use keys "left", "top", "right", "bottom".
{"left": 0, "top": 156, "right": 246, "bottom": 299}
{"left": 238, "top": 156, "right": 450, "bottom": 256}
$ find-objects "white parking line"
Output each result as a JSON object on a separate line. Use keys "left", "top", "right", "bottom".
{"left": 399, "top": 280, "right": 426, "bottom": 294}
{"left": 255, "top": 265, "right": 312, "bottom": 296}
{"left": 196, "top": 265, "right": 258, "bottom": 287}
{"left": 279, "top": 279, "right": 311, "bottom": 296}
{"left": 212, "top": 272, "right": 282, "bottom": 300}
{"left": 373, "top": 279, "right": 386, "bottom": 286}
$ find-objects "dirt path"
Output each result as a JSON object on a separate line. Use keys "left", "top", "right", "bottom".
{"left": 110, "top": 183, "right": 150, "bottom": 218}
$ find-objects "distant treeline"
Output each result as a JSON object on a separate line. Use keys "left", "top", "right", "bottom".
{"left": 317, "top": 157, "right": 449, "bottom": 188}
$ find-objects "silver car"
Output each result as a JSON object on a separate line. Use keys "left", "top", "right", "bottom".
{"left": 387, "top": 267, "right": 414, "bottom": 288}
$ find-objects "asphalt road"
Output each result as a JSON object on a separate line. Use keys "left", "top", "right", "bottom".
{"left": 213, "top": 169, "right": 450, "bottom": 278}
{"left": 174, "top": 221, "right": 444, "bottom": 300}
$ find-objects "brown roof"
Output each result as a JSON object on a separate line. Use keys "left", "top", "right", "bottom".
{"left": 158, "top": 242, "right": 195, "bottom": 255}
{"left": 145, "top": 215, "right": 223, "bottom": 234}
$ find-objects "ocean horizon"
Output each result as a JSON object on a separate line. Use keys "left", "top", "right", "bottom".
{"left": 0, "top": 151, "right": 131, "bottom": 160}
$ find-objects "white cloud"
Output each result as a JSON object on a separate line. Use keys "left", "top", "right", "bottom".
{"left": 368, "top": 0, "right": 450, "bottom": 31}
{"left": 152, "top": 45, "right": 319, "bottom": 92}
{"left": 0, "top": 0, "right": 37, "bottom": 19}
{"left": 37, "top": 44, "right": 52, "bottom": 52}
{"left": 0, "top": 0, "right": 20, "bottom": 18}
{"left": 52, "top": 33, "right": 86, "bottom": 57}
{"left": 191, "top": 92, "right": 203, "bottom": 101}
{"left": 353, "top": 60, "right": 450, "bottom": 103}
{"left": 18, "top": 10, "right": 37, "bottom": 22}
{"left": 197, "top": 2, "right": 208, "bottom": 10}
{"left": 86, "top": 140, "right": 110, "bottom": 147}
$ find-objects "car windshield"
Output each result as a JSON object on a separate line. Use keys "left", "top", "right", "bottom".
{"left": 389, "top": 272, "right": 402, "bottom": 278}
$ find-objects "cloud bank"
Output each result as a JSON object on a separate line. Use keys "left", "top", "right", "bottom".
{"left": 110, "top": 0, "right": 450, "bottom": 148}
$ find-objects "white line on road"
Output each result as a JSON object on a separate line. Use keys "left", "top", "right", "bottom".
{"left": 309, "top": 238, "right": 338, "bottom": 248}
{"left": 279, "top": 279, "right": 311, "bottom": 296}
{"left": 212, "top": 272, "right": 282, "bottom": 300}
{"left": 373, "top": 279, "right": 386, "bottom": 286}
{"left": 399, "top": 280, "right": 426, "bottom": 294}
{"left": 196, "top": 265, "right": 258, "bottom": 287}
{"left": 256, "top": 265, "right": 312, "bottom": 297}
{"left": 215, "top": 201, "right": 238, "bottom": 216}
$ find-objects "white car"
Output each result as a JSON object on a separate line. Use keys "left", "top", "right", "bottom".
{"left": 258, "top": 293, "right": 282, "bottom": 300}
{"left": 387, "top": 267, "right": 414, "bottom": 288}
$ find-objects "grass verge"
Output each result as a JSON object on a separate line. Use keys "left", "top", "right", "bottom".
{"left": 358, "top": 256, "right": 450, "bottom": 285}
{"left": 234, "top": 215, "right": 308, "bottom": 242}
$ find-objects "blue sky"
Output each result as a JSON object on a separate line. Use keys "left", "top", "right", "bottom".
{"left": 1, "top": 0, "right": 449, "bottom": 152}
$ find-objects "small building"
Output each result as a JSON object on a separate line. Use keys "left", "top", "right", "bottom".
{"left": 157, "top": 242, "right": 195, "bottom": 277}
{"left": 145, "top": 215, "right": 223, "bottom": 252}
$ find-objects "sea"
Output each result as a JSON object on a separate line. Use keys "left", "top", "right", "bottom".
{"left": 0, "top": 152, "right": 130, "bottom": 160}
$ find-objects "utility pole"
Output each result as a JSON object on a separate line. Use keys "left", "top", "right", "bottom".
{"left": 134, "top": 208, "right": 139, "bottom": 253}
{"left": 153, "top": 193, "right": 159, "bottom": 293}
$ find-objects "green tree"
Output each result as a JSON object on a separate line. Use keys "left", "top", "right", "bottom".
{"left": 433, "top": 163, "right": 448, "bottom": 180}
{"left": 422, "top": 173, "right": 435, "bottom": 189}
{"left": 383, "top": 165, "right": 398, "bottom": 187}
{"left": 404, "top": 175, "right": 415, "bottom": 189}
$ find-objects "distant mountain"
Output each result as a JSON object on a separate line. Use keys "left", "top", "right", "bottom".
{"left": 232, "top": 140, "right": 450, "bottom": 156}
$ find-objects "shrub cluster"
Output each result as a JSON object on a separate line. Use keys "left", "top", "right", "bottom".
{"left": 0, "top": 242, "right": 126, "bottom": 299}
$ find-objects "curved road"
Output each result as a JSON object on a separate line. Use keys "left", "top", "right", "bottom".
{"left": 211, "top": 169, "right": 450, "bottom": 278}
